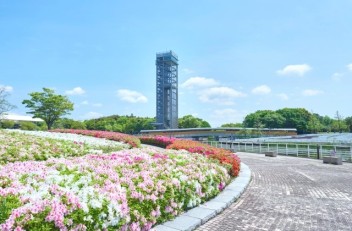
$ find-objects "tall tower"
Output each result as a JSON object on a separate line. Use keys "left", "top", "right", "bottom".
{"left": 156, "top": 50, "right": 178, "bottom": 129}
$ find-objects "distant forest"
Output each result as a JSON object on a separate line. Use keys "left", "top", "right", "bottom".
{"left": 1, "top": 108, "right": 352, "bottom": 134}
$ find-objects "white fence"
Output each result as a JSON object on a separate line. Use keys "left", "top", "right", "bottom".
{"left": 203, "top": 141, "right": 352, "bottom": 162}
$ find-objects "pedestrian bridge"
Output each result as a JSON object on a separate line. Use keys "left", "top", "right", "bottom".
{"left": 140, "top": 127, "right": 297, "bottom": 140}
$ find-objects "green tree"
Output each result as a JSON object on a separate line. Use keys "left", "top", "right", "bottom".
{"left": 320, "top": 115, "right": 334, "bottom": 132}
{"left": 221, "top": 123, "right": 243, "bottom": 127}
{"left": 0, "top": 87, "right": 16, "bottom": 117}
{"left": 243, "top": 110, "right": 285, "bottom": 129}
{"left": 307, "top": 114, "right": 323, "bottom": 133}
{"left": 178, "top": 115, "right": 211, "bottom": 128}
{"left": 345, "top": 116, "right": 352, "bottom": 132}
{"left": 22, "top": 88, "right": 74, "bottom": 130}
{"left": 276, "top": 108, "right": 311, "bottom": 134}
{"left": 53, "top": 118, "right": 86, "bottom": 130}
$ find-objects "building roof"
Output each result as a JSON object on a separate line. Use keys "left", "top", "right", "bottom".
{"left": 1, "top": 114, "right": 44, "bottom": 122}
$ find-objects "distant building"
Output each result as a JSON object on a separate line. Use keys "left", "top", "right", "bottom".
{"left": 155, "top": 50, "right": 178, "bottom": 129}
{"left": 1, "top": 114, "right": 44, "bottom": 122}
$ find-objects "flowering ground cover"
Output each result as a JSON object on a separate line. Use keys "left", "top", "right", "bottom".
{"left": 140, "top": 136, "right": 241, "bottom": 177}
{"left": 12, "top": 130, "right": 130, "bottom": 152}
{"left": 51, "top": 129, "right": 141, "bottom": 148}
{"left": 0, "top": 147, "right": 230, "bottom": 230}
{"left": 0, "top": 130, "right": 126, "bottom": 164}
{"left": 139, "top": 136, "right": 176, "bottom": 148}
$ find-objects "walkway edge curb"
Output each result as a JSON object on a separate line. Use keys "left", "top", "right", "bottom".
{"left": 154, "top": 162, "right": 252, "bottom": 231}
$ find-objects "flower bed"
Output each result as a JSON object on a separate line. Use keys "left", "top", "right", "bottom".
{"left": 0, "top": 130, "right": 124, "bottom": 164}
{"left": 0, "top": 148, "right": 230, "bottom": 230}
{"left": 51, "top": 129, "right": 141, "bottom": 148}
{"left": 139, "top": 136, "right": 176, "bottom": 148}
{"left": 140, "top": 136, "right": 241, "bottom": 177}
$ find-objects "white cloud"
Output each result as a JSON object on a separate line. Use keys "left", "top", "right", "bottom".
{"left": 251, "top": 85, "right": 271, "bottom": 95}
{"left": 92, "top": 103, "right": 103, "bottom": 107}
{"left": 277, "top": 93, "right": 289, "bottom": 100}
{"left": 331, "top": 72, "right": 343, "bottom": 82}
{"left": 277, "top": 64, "right": 311, "bottom": 76}
{"left": 198, "top": 87, "right": 246, "bottom": 105}
{"left": 81, "top": 100, "right": 89, "bottom": 105}
{"left": 81, "top": 112, "right": 104, "bottom": 119}
{"left": 302, "top": 89, "right": 323, "bottom": 96}
{"left": 347, "top": 63, "right": 352, "bottom": 71}
{"left": 65, "top": 87, "right": 85, "bottom": 95}
{"left": 117, "top": 89, "right": 148, "bottom": 103}
{"left": 181, "top": 77, "right": 219, "bottom": 89}
{"left": 210, "top": 108, "right": 246, "bottom": 126}
{"left": 0, "top": 85, "right": 13, "bottom": 92}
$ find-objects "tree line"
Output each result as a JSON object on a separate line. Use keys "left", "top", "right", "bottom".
{"left": 1, "top": 87, "right": 352, "bottom": 134}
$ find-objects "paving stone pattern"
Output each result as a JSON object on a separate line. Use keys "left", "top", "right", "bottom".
{"left": 197, "top": 152, "right": 352, "bottom": 231}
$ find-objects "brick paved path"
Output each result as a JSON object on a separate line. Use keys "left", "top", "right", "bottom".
{"left": 197, "top": 152, "right": 352, "bottom": 231}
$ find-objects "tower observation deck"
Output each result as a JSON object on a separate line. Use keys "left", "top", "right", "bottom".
{"left": 155, "top": 50, "right": 178, "bottom": 129}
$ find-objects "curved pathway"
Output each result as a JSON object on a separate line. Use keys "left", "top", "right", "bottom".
{"left": 198, "top": 152, "right": 352, "bottom": 231}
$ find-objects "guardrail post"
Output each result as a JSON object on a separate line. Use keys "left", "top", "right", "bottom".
{"left": 296, "top": 144, "right": 298, "bottom": 157}
{"left": 286, "top": 144, "right": 288, "bottom": 155}
{"left": 308, "top": 144, "right": 310, "bottom": 158}
{"left": 277, "top": 143, "right": 279, "bottom": 154}
{"left": 259, "top": 143, "right": 262, "bottom": 153}
{"left": 245, "top": 143, "right": 247, "bottom": 151}
{"left": 267, "top": 143, "right": 269, "bottom": 152}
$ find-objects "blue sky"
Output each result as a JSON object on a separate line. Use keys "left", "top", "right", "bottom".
{"left": 1, "top": 1, "right": 352, "bottom": 127}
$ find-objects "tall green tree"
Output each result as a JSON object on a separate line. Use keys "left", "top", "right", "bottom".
{"left": 22, "top": 88, "right": 74, "bottom": 130}
{"left": 345, "top": 116, "right": 352, "bottom": 132}
{"left": 0, "top": 87, "right": 16, "bottom": 117}
{"left": 178, "top": 115, "right": 211, "bottom": 128}
{"left": 243, "top": 110, "right": 285, "bottom": 129}
{"left": 276, "top": 108, "right": 311, "bottom": 134}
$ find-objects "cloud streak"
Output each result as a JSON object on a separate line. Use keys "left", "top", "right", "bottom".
{"left": 252, "top": 85, "right": 271, "bottom": 95}
{"left": 0, "top": 84, "right": 13, "bottom": 92}
{"left": 302, "top": 89, "right": 323, "bottom": 96}
{"left": 65, "top": 87, "right": 85, "bottom": 95}
{"left": 198, "top": 87, "right": 246, "bottom": 105}
{"left": 181, "top": 77, "right": 219, "bottom": 89}
{"left": 117, "top": 89, "right": 148, "bottom": 103}
{"left": 277, "top": 64, "right": 311, "bottom": 76}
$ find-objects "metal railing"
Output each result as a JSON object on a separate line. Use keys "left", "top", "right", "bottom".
{"left": 202, "top": 141, "right": 352, "bottom": 162}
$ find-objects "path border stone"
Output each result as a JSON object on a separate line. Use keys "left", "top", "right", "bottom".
{"left": 154, "top": 163, "right": 251, "bottom": 231}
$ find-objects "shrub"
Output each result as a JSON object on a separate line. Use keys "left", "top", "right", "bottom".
{"left": 51, "top": 129, "right": 141, "bottom": 148}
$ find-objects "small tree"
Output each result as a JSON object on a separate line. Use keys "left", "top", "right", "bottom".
{"left": 22, "top": 88, "right": 74, "bottom": 130}
{"left": 0, "top": 87, "right": 16, "bottom": 117}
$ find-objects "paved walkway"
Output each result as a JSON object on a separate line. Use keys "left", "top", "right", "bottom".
{"left": 197, "top": 152, "right": 352, "bottom": 231}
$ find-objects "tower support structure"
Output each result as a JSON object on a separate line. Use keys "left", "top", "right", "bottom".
{"left": 155, "top": 50, "right": 178, "bottom": 129}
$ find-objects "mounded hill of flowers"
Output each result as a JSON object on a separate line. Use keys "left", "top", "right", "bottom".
{"left": 140, "top": 136, "right": 241, "bottom": 177}
{"left": 51, "top": 129, "right": 141, "bottom": 148}
{"left": 0, "top": 130, "right": 125, "bottom": 164}
{"left": 0, "top": 131, "right": 231, "bottom": 230}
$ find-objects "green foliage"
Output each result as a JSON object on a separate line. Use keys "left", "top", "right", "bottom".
{"left": 0, "top": 120, "right": 15, "bottom": 129}
{"left": 22, "top": 88, "right": 74, "bottom": 130}
{"left": 307, "top": 114, "right": 324, "bottom": 133}
{"left": 241, "top": 108, "right": 352, "bottom": 134}
{"left": 0, "top": 195, "right": 22, "bottom": 224}
{"left": 18, "top": 121, "right": 38, "bottom": 130}
{"left": 243, "top": 110, "right": 285, "bottom": 129}
{"left": 276, "top": 108, "right": 311, "bottom": 133}
{"left": 178, "top": 115, "right": 211, "bottom": 128}
{"left": 220, "top": 123, "right": 243, "bottom": 127}
{"left": 53, "top": 118, "right": 86, "bottom": 130}
{"left": 84, "top": 115, "right": 155, "bottom": 134}
{"left": 345, "top": 116, "right": 352, "bottom": 132}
